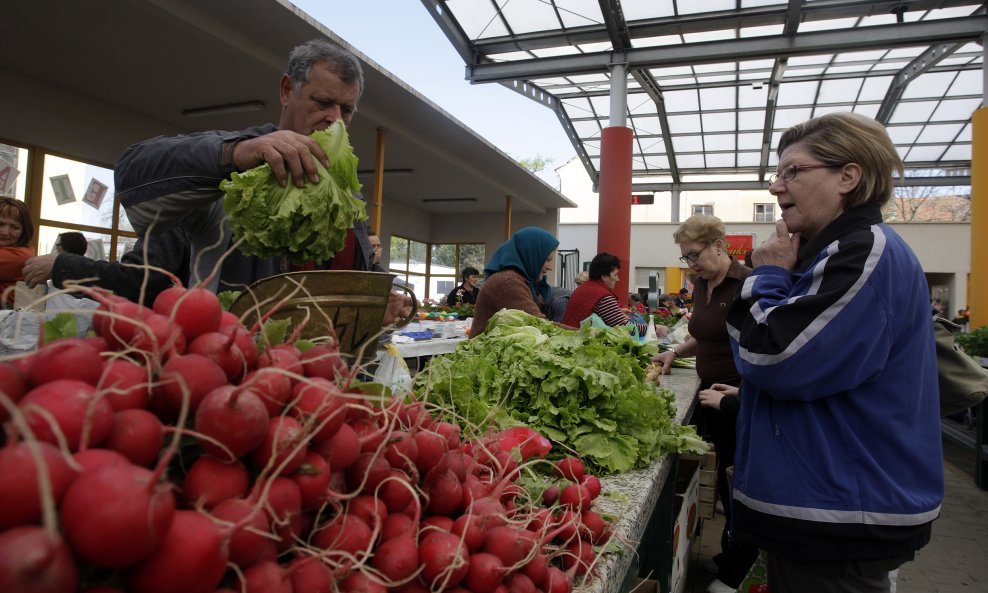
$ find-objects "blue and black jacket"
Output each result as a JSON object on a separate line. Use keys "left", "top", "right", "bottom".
{"left": 726, "top": 206, "right": 943, "bottom": 563}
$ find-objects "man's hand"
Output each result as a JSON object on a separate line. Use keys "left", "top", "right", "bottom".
{"left": 232, "top": 131, "right": 329, "bottom": 188}
{"left": 751, "top": 219, "right": 800, "bottom": 270}
{"left": 383, "top": 291, "right": 414, "bottom": 327}
{"left": 22, "top": 254, "right": 57, "bottom": 288}
{"left": 698, "top": 383, "right": 739, "bottom": 410}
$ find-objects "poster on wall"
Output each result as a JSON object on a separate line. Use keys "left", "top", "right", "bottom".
{"left": 82, "top": 178, "right": 109, "bottom": 210}
{"left": 0, "top": 161, "right": 19, "bottom": 195}
{"left": 725, "top": 233, "right": 755, "bottom": 265}
{"left": 50, "top": 174, "right": 76, "bottom": 205}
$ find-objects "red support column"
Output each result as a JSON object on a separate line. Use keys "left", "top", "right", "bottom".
{"left": 598, "top": 125, "right": 633, "bottom": 298}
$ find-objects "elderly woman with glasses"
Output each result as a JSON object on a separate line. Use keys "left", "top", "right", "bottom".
{"left": 726, "top": 112, "right": 942, "bottom": 592}
{"left": 652, "top": 214, "right": 755, "bottom": 593}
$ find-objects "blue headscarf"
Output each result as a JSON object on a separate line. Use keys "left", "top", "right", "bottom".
{"left": 483, "top": 227, "right": 559, "bottom": 304}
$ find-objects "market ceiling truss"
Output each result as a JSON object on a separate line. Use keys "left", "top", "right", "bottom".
{"left": 421, "top": 0, "right": 986, "bottom": 193}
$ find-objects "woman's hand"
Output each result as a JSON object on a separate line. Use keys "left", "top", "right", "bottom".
{"left": 21, "top": 254, "right": 56, "bottom": 288}
{"left": 751, "top": 219, "right": 800, "bottom": 270}
{"left": 698, "top": 383, "right": 739, "bottom": 410}
{"left": 651, "top": 349, "right": 677, "bottom": 375}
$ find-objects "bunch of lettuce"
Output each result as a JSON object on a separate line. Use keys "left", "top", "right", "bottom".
{"left": 220, "top": 121, "right": 367, "bottom": 264}
{"left": 413, "top": 309, "right": 708, "bottom": 474}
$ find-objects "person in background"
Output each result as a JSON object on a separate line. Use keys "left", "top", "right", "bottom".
{"left": 367, "top": 232, "right": 385, "bottom": 271}
{"left": 446, "top": 266, "right": 481, "bottom": 306}
{"left": 650, "top": 214, "right": 755, "bottom": 593}
{"left": 23, "top": 226, "right": 191, "bottom": 306}
{"left": 55, "top": 232, "right": 88, "bottom": 256}
{"left": 675, "top": 287, "right": 690, "bottom": 309}
{"left": 574, "top": 271, "right": 589, "bottom": 286}
{"left": 561, "top": 252, "right": 647, "bottom": 336}
{"left": 114, "top": 39, "right": 409, "bottom": 324}
{"left": 627, "top": 292, "right": 647, "bottom": 315}
{"left": 654, "top": 293, "right": 676, "bottom": 318}
{"left": 727, "top": 112, "right": 942, "bottom": 593}
{"left": 469, "top": 227, "right": 558, "bottom": 337}
{"left": 547, "top": 285, "right": 572, "bottom": 323}
{"left": 0, "top": 197, "right": 36, "bottom": 306}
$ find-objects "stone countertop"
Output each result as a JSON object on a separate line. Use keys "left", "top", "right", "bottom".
{"left": 578, "top": 370, "right": 700, "bottom": 593}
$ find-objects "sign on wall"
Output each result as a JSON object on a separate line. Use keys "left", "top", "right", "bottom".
{"left": 725, "top": 233, "right": 755, "bottom": 265}
{"left": 82, "top": 179, "right": 109, "bottom": 210}
{"left": 0, "top": 160, "right": 19, "bottom": 195}
{"left": 50, "top": 174, "right": 76, "bottom": 205}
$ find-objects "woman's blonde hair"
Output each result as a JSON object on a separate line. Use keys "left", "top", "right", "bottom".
{"left": 673, "top": 214, "right": 726, "bottom": 246}
{"left": 777, "top": 112, "right": 903, "bottom": 209}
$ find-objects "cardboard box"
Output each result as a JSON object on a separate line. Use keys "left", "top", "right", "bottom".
{"left": 670, "top": 457, "right": 700, "bottom": 593}
{"left": 698, "top": 499, "right": 716, "bottom": 520}
{"left": 631, "top": 577, "right": 661, "bottom": 592}
{"left": 698, "top": 468, "right": 717, "bottom": 487}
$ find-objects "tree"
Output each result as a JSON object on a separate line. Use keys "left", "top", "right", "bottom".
{"left": 883, "top": 170, "right": 970, "bottom": 222}
{"left": 518, "top": 154, "right": 560, "bottom": 190}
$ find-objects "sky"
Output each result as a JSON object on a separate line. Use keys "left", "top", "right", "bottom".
{"left": 288, "top": 0, "right": 577, "bottom": 184}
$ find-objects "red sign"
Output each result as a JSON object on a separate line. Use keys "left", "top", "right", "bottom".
{"left": 725, "top": 233, "right": 755, "bottom": 264}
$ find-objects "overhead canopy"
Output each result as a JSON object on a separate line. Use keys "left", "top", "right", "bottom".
{"left": 423, "top": 0, "right": 982, "bottom": 192}
{"left": 0, "top": 0, "right": 573, "bottom": 215}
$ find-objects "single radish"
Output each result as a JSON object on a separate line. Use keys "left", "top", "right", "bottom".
{"left": 481, "top": 526, "right": 537, "bottom": 567}
{"left": 251, "top": 416, "right": 307, "bottom": 476}
{"left": 419, "top": 530, "right": 470, "bottom": 588}
{"left": 257, "top": 344, "right": 303, "bottom": 375}
{"left": 0, "top": 441, "right": 77, "bottom": 529}
{"left": 73, "top": 449, "right": 130, "bottom": 475}
{"left": 153, "top": 286, "right": 222, "bottom": 342}
{"left": 465, "top": 552, "right": 505, "bottom": 593}
{"left": 60, "top": 463, "right": 176, "bottom": 567}
{"left": 544, "top": 565, "right": 572, "bottom": 593}
{"left": 151, "top": 354, "right": 228, "bottom": 422}
{"left": 241, "top": 368, "right": 294, "bottom": 417}
{"left": 102, "top": 409, "right": 165, "bottom": 467}
{"left": 383, "top": 430, "right": 420, "bottom": 472}
{"left": 314, "top": 421, "right": 360, "bottom": 471}
{"left": 0, "top": 362, "right": 28, "bottom": 422}
{"left": 559, "top": 483, "right": 593, "bottom": 513}
{"left": 28, "top": 338, "right": 104, "bottom": 387}
{"left": 372, "top": 535, "right": 419, "bottom": 581}
{"left": 288, "top": 556, "right": 332, "bottom": 593}
{"left": 250, "top": 477, "right": 302, "bottom": 552}
{"left": 580, "top": 474, "right": 602, "bottom": 499}
{"left": 310, "top": 513, "right": 373, "bottom": 561}
{"left": 299, "top": 343, "right": 345, "bottom": 380}
{"left": 0, "top": 525, "right": 78, "bottom": 593}
{"left": 348, "top": 495, "right": 388, "bottom": 533}
{"left": 98, "top": 358, "right": 152, "bottom": 411}
{"left": 234, "top": 560, "right": 293, "bottom": 593}
{"left": 422, "top": 466, "right": 463, "bottom": 517}
{"left": 561, "top": 539, "right": 596, "bottom": 576}
{"left": 290, "top": 378, "right": 346, "bottom": 442}
{"left": 289, "top": 451, "right": 331, "bottom": 511}
{"left": 20, "top": 379, "right": 114, "bottom": 451}
{"left": 212, "top": 497, "right": 274, "bottom": 568}
{"left": 194, "top": 385, "right": 269, "bottom": 461}
{"left": 125, "top": 510, "right": 228, "bottom": 593}
{"left": 183, "top": 458, "right": 250, "bottom": 509}
{"left": 580, "top": 510, "right": 610, "bottom": 544}
{"left": 346, "top": 451, "right": 392, "bottom": 495}
{"left": 555, "top": 457, "right": 585, "bottom": 483}
{"left": 340, "top": 572, "right": 386, "bottom": 593}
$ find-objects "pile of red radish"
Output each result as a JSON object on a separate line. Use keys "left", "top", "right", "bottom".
{"left": 0, "top": 284, "right": 612, "bottom": 593}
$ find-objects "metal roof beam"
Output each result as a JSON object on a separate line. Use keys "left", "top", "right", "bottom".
{"left": 471, "top": 0, "right": 979, "bottom": 55}
{"left": 876, "top": 42, "right": 967, "bottom": 124}
{"left": 467, "top": 17, "right": 987, "bottom": 82}
{"left": 633, "top": 175, "right": 972, "bottom": 192}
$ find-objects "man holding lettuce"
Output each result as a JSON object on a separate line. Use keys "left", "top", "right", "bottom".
{"left": 114, "top": 39, "right": 410, "bottom": 323}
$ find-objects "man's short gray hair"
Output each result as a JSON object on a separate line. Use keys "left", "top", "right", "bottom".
{"left": 286, "top": 39, "right": 364, "bottom": 101}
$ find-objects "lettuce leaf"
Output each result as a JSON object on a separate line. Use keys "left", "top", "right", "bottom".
{"left": 220, "top": 121, "right": 367, "bottom": 264}
{"left": 414, "top": 309, "right": 707, "bottom": 474}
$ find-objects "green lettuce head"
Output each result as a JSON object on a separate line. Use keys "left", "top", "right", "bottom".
{"left": 220, "top": 121, "right": 367, "bottom": 264}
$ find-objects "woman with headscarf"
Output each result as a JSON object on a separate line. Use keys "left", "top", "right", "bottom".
{"left": 469, "top": 227, "right": 558, "bottom": 337}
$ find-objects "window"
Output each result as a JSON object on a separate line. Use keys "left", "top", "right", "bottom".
{"left": 1, "top": 141, "right": 136, "bottom": 262}
{"left": 388, "top": 235, "right": 485, "bottom": 301}
{"left": 692, "top": 204, "right": 713, "bottom": 216}
{"left": 754, "top": 203, "right": 775, "bottom": 222}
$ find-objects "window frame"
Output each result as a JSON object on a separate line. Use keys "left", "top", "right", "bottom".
{"left": 692, "top": 203, "right": 714, "bottom": 216}
{"left": 387, "top": 234, "right": 485, "bottom": 301}
{"left": 754, "top": 203, "right": 776, "bottom": 223}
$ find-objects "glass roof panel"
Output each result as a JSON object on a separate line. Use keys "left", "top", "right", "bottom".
{"left": 628, "top": 95, "right": 655, "bottom": 115}
{"left": 738, "top": 133, "right": 762, "bottom": 150}
{"left": 942, "top": 144, "right": 971, "bottom": 161}
{"left": 678, "top": 0, "right": 737, "bottom": 15}
{"left": 572, "top": 120, "right": 602, "bottom": 138}
{"left": 858, "top": 76, "right": 893, "bottom": 101}
{"left": 905, "top": 145, "right": 950, "bottom": 162}
{"left": 889, "top": 101, "right": 939, "bottom": 124}
{"left": 498, "top": 0, "right": 569, "bottom": 35}
{"left": 445, "top": 0, "right": 502, "bottom": 40}
{"left": 776, "top": 81, "right": 821, "bottom": 107}
{"left": 684, "top": 30, "right": 735, "bottom": 44}
{"left": 740, "top": 24, "right": 784, "bottom": 38}
{"left": 556, "top": 0, "right": 604, "bottom": 28}
{"left": 706, "top": 153, "right": 737, "bottom": 168}
{"left": 643, "top": 155, "right": 670, "bottom": 169}
{"left": 702, "top": 112, "right": 738, "bottom": 133}
{"left": 902, "top": 72, "right": 961, "bottom": 99}
{"left": 817, "top": 79, "right": 863, "bottom": 104}
{"left": 918, "top": 124, "right": 966, "bottom": 144}
{"left": 799, "top": 17, "right": 859, "bottom": 33}
{"left": 667, "top": 113, "right": 702, "bottom": 135}
{"left": 664, "top": 89, "right": 700, "bottom": 113}
{"left": 933, "top": 99, "right": 982, "bottom": 121}
{"left": 739, "top": 85, "right": 768, "bottom": 109}
{"left": 700, "top": 87, "right": 737, "bottom": 111}
{"left": 677, "top": 154, "right": 707, "bottom": 168}
{"left": 738, "top": 152, "right": 762, "bottom": 167}
{"left": 621, "top": 0, "right": 675, "bottom": 21}
{"left": 774, "top": 107, "right": 814, "bottom": 129}
{"left": 632, "top": 116, "right": 663, "bottom": 136}
{"left": 948, "top": 71, "right": 982, "bottom": 96}
{"left": 887, "top": 126, "right": 923, "bottom": 144}
{"left": 672, "top": 135, "right": 704, "bottom": 153}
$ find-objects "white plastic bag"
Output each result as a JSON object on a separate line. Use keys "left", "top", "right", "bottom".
{"left": 373, "top": 344, "right": 413, "bottom": 394}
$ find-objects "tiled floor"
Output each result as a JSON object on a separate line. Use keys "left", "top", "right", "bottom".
{"left": 686, "top": 438, "right": 988, "bottom": 593}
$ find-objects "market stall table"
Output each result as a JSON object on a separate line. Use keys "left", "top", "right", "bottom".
{"left": 581, "top": 370, "right": 701, "bottom": 593}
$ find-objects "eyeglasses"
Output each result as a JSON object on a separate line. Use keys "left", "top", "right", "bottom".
{"left": 769, "top": 163, "right": 843, "bottom": 184}
{"left": 679, "top": 244, "right": 711, "bottom": 264}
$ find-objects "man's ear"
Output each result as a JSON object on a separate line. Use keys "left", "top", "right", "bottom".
{"left": 838, "top": 162, "right": 862, "bottom": 195}
{"left": 279, "top": 74, "right": 294, "bottom": 108}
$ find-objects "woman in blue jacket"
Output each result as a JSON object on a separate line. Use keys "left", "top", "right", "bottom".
{"left": 726, "top": 112, "right": 943, "bottom": 592}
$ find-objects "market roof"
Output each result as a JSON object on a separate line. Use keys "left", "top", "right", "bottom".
{"left": 0, "top": 0, "right": 573, "bottom": 216}
{"left": 423, "top": 0, "right": 983, "bottom": 192}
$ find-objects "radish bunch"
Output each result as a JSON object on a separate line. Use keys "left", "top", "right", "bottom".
{"left": 0, "top": 284, "right": 613, "bottom": 593}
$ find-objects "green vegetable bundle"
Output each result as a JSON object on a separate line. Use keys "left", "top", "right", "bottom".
{"left": 220, "top": 121, "right": 367, "bottom": 264}
{"left": 413, "top": 309, "right": 708, "bottom": 474}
